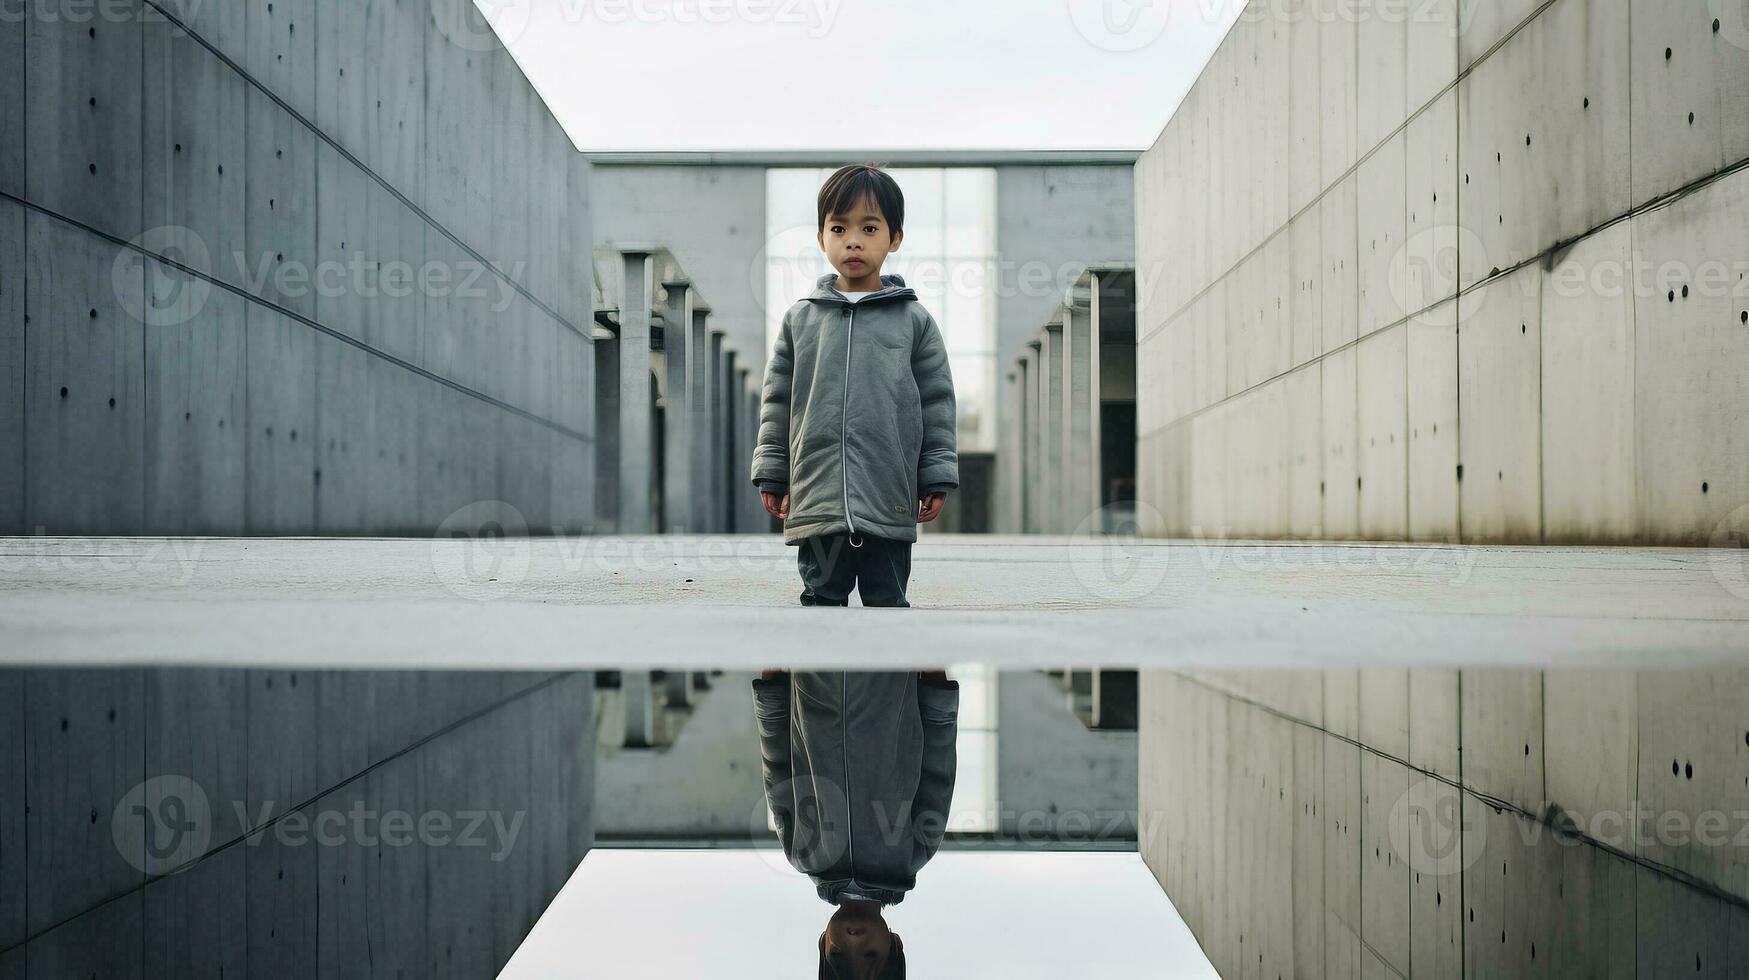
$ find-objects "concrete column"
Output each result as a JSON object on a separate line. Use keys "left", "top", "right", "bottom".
{"left": 705, "top": 330, "right": 725, "bottom": 533}
{"left": 617, "top": 250, "right": 654, "bottom": 534}
{"left": 1041, "top": 322, "right": 1064, "bottom": 534}
{"left": 1064, "top": 286, "right": 1096, "bottom": 533}
{"left": 736, "top": 366, "right": 757, "bottom": 533}
{"left": 689, "top": 309, "right": 713, "bottom": 533}
{"left": 745, "top": 384, "right": 765, "bottom": 532}
{"left": 593, "top": 325, "right": 621, "bottom": 532}
{"left": 623, "top": 671, "right": 655, "bottom": 748}
{"left": 1088, "top": 271, "right": 1108, "bottom": 529}
{"left": 718, "top": 347, "right": 738, "bottom": 533}
{"left": 1022, "top": 342, "right": 1041, "bottom": 533}
{"left": 1000, "top": 367, "right": 1022, "bottom": 534}
{"left": 660, "top": 281, "right": 693, "bottom": 533}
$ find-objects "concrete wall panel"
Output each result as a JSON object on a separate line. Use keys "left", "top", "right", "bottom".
{"left": 23, "top": 670, "right": 145, "bottom": 932}
{"left": 25, "top": 213, "right": 146, "bottom": 534}
{"left": 1541, "top": 221, "right": 1637, "bottom": 541}
{"left": 1459, "top": 669, "right": 1544, "bottom": 815}
{"left": 1456, "top": 264, "right": 1541, "bottom": 542}
{"left": 1290, "top": 209, "right": 1322, "bottom": 368}
{"left": 1357, "top": 133, "right": 1407, "bottom": 338}
{"left": 142, "top": 15, "right": 246, "bottom": 282}
{"left": 314, "top": 331, "right": 374, "bottom": 531}
{"left": 1320, "top": 345, "right": 1358, "bottom": 537}
{"left": 1324, "top": 733, "right": 1362, "bottom": 977}
{"left": 1406, "top": 306, "right": 1460, "bottom": 540}
{"left": 1548, "top": 840, "right": 1635, "bottom": 979}
{"left": 1318, "top": 0, "right": 1359, "bottom": 187}
{"left": 0, "top": 201, "right": 22, "bottom": 531}
{"left": 1406, "top": 774, "right": 1463, "bottom": 979}
{"left": 1407, "top": 668, "right": 1458, "bottom": 780}
{"left": 1285, "top": 363, "right": 1323, "bottom": 537}
{"left": 1356, "top": 323, "right": 1408, "bottom": 538}
{"left": 1288, "top": 3, "right": 1323, "bottom": 216}
{"left": 0, "top": 674, "right": 20, "bottom": 950}
{"left": 143, "top": 841, "right": 247, "bottom": 978}
{"left": 1631, "top": 170, "right": 1749, "bottom": 544}
{"left": 1635, "top": 865, "right": 1736, "bottom": 978}
{"left": 244, "top": 87, "right": 319, "bottom": 316}
{"left": 25, "top": 2, "right": 144, "bottom": 240}
{"left": 26, "top": 892, "right": 143, "bottom": 979}
{"left": 0, "top": 3, "right": 20, "bottom": 200}
{"left": 244, "top": 304, "right": 318, "bottom": 532}
{"left": 1457, "top": 0, "right": 1542, "bottom": 68}
{"left": 1635, "top": 669, "right": 1749, "bottom": 904}
{"left": 1356, "top": 0, "right": 1407, "bottom": 156}
{"left": 1291, "top": 723, "right": 1326, "bottom": 976}
{"left": 1630, "top": 0, "right": 1732, "bottom": 205}
{"left": 1320, "top": 174, "right": 1360, "bottom": 353}
{"left": 1404, "top": 90, "right": 1459, "bottom": 318}
{"left": 245, "top": 0, "right": 316, "bottom": 121}
{"left": 1459, "top": 0, "right": 1630, "bottom": 290}
{"left": 1406, "top": 0, "right": 1459, "bottom": 112}
{"left": 1360, "top": 752, "right": 1410, "bottom": 976}
{"left": 1543, "top": 670, "right": 1637, "bottom": 827}
{"left": 1461, "top": 795, "right": 1558, "bottom": 978}
{"left": 143, "top": 261, "right": 248, "bottom": 534}
{"left": 1358, "top": 668, "right": 1408, "bottom": 760}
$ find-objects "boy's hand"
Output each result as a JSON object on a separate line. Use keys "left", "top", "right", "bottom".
{"left": 917, "top": 492, "right": 946, "bottom": 524}
{"left": 761, "top": 491, "right": 789, "bottom": 520}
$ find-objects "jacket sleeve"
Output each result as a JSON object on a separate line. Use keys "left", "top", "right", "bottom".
{"left": 909, "top": 678, "right": 960, "bottom": 874}
{"left": 912, "top": 311, "right": 959, "bottom": 493}
{"left": 751, "top": 676, "right": 796, "bottom": 854}
{"left": 750, "top": 310, "right": 795, "bottom": 488}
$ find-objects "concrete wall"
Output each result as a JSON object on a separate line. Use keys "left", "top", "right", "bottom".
{"left": 1134, "top": 0, "right": 1749, "bottom": 545}
{"left": 2, "top": 0, "right": 595, "bottom": 536}
{"left": 1140, "top": 668, "right": 1749, "bottom": 977}
{"left": 997, "top": 669, "right": 1137, "bottom": 840}
{"left": 0, "top": 668, "right": 594, "bottom": 977}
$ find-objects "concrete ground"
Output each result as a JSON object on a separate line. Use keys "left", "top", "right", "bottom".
{"left": 4, "top": 533, "right": 1748, "bottom": 667}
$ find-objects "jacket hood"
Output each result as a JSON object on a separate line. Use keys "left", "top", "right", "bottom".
{"left": 807, "top": 271, "right": 917, "bottom": 305}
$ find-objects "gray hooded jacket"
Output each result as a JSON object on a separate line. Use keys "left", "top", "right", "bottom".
{"left": 752, "top": 672, "right": 960, "bottom": 906}
{"left": 750, "top": 273, "right": 959, "bottom": 545}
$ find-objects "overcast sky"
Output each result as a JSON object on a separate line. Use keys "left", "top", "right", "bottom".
{"left": 486, "top": 0, "right": 1245, "bottom": 152}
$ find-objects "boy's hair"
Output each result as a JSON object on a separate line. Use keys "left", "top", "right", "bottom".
{"left": 818, "top": 164, "right": 905, "bottom": 237}
{"left": 818, "top": 931, "right": 905, "bottom": 979}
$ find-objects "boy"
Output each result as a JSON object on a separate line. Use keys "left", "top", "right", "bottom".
{"left": 751, "top": 668, "right": 960, "bottom": 978}
{"left": 750, "top": 164, "right": 959, "bottom": 607}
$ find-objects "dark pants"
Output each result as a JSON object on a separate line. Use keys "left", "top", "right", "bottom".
{"left": 797, "top": 531, "right": 913, "bottom": 607}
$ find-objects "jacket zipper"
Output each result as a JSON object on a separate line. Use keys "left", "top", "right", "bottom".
{"left": 841, "top": 303, "right": 856, "bottom": 537}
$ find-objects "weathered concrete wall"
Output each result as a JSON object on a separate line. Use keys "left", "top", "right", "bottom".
{"left": 2, "top": 0, "right": 595, "bottom": 536}
{"left": 1140, "top": 668, "right": 1749, "bottom": 977}
{"left": 1134, "top": 0, "right": 1749, "bottom": 546}
{"left": 0, "top": 669, "right": 594, "bottom": 977}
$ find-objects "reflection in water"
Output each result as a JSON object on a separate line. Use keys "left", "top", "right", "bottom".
{"left": 752, "top": 669, "right": 959, "bottom": 978}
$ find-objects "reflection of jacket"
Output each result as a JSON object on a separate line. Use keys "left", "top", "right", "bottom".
{"left": 751, "top": 671, "right": 960, "bottom": 905}
{"left": 749, "top": 273, "right": 960, "bottom": 545}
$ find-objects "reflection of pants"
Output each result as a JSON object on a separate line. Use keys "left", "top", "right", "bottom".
{"left": 797, "top": 532, "right": 912, "bottom": 607}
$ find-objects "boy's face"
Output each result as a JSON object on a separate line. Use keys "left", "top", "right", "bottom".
{"left": 818, "top": 193, "right": 902, "bottom": 286}
{"left": 821, "top": 905, "right": 899, "bottom": 979}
